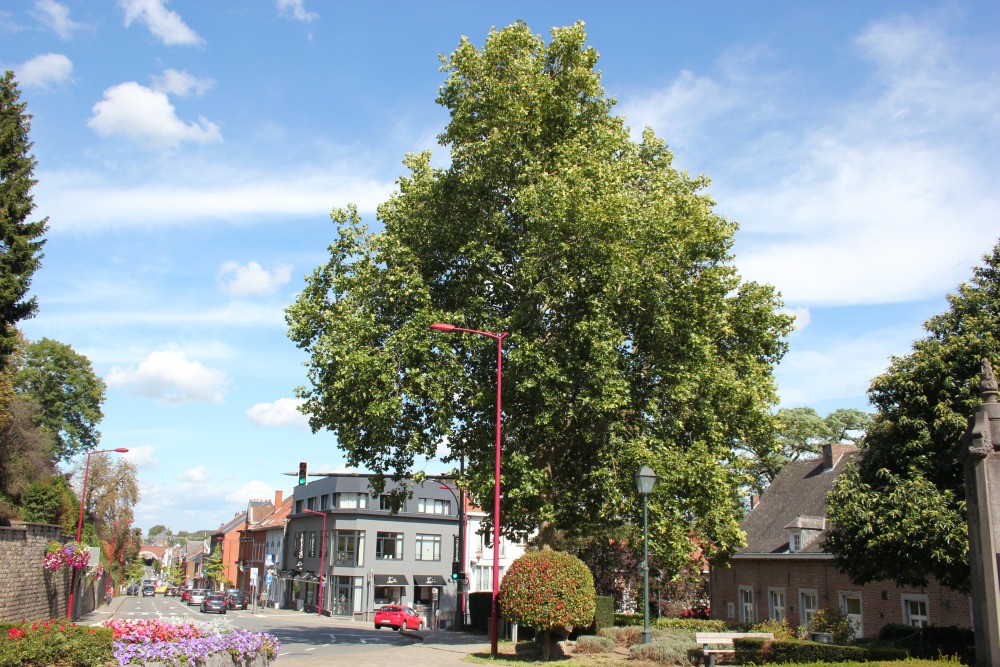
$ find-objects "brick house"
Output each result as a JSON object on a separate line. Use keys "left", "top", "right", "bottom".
{"left": 209, "top": 512, "right": 248, "bottom": 590}
{"left": 238, "top": 490, "right": 291, "bottom": 600}
{"left": 710, "top": 443, "right": 970, "bottom": 637}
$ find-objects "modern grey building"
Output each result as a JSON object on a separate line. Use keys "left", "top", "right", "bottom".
{"left": 283, "top": 473, "right": 461, "bottom": 628}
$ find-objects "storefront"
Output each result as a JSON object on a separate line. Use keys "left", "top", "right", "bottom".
{"left": 373, "top": 574, "right": 409, "bottom": 606}
{"left": 414, "top": 574, "right": 448, "bottom": 629}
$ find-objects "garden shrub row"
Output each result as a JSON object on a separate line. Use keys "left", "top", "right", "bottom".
{"left": 0, "top": 620, "right": 113, "bottom": 667}
{"left": 734, "top": 637, "right": 911, "bottom": 665}
{"left": 612, "top": 612, "right": 726, "bottom": 632}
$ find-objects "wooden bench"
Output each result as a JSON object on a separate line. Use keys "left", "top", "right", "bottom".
{"left": 694, "top": 632, "right": 774, "bottom": 665}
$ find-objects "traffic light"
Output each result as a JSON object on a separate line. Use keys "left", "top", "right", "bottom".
{"left": 297, "top": 461, "right": 308, "bottom": 486}
{"left": 451, "top": 561, "right": 461, "bottom": 580}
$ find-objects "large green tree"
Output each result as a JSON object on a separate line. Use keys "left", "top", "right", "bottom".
{"left": 826, "top": 240, "right": 1000, "bottom": 593}
{"left": 14, "top": 338, "right": 106, "bottom": 462}
{"left": 0, "top": 71, "right": 47, "bottom": 373}
{"left": 75, "top": 453, "right": 139, "bottom": 547}
{"left": 287, "top": 22, "right": 792, "bottom": 572}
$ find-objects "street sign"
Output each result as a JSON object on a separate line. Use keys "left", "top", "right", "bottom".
{"left": 251, "top": 566, "right": 259, "bottom": 580}
{"left": 265, "top": 572, "right": 273, "bottom": 586}
{"left": 432, "top": 587, "right": 438, "bottom": 601}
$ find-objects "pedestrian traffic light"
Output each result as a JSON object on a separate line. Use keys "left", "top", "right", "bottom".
{"left": 451, "top": 561, "right": 461, "bottom": 580}
{"left": 297, "top": 461, "right": 308, "bottom": 486}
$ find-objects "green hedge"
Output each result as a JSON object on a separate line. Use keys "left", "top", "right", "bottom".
{"left": 613, "top": 613, "right": 726, "bottom": 632}
{"left": 733, "top": 637, "right": 910, "bottom": 665}
{"left": 594, "top": 596, "right": 614, "bottom": 631}
{"left": 875, "top": 624, "right": 974, "bottom": 663}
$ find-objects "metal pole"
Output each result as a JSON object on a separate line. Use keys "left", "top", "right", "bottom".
{"left": 490, "top": 332, "right": 507, "bottom": 658}
{"left": 642, "top": 492, "right": 651, "bottom": 644}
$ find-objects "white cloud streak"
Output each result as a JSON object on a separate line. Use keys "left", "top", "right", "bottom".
{"left": 151, "top": 68, "right": 214, "bottom": 96}
{"left": 276, "top": 0, "right": 317, "bottom": 22}
{"left": 33, "top": 0, "right": 82, "bottom": 39}
{"left": 218, "top": 261, "right": 292, "bottom": 297}
{"left": 14, "top": 53, "right": 73, "bottom": 89}
{"left": 246, "top": 398, "right": 309, "bottom": 428}
{"left": 106, "top": 350, "right": 229, "bottom": 404}
{"left": 119, "top": 0, "right": 201, "bottom": 46}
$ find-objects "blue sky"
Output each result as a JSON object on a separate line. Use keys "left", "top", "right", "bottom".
{"left": 3, "top": 0, "right": 998, "bottom": 534}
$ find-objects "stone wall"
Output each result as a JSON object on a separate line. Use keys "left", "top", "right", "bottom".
{"left": 0, "top": 521, "right": 109, "bottom": 623}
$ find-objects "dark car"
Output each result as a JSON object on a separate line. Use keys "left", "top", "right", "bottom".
{"left": 225, "top": 590, "right": 247, "bottom": 610}
{"left": 126, "top": 583, "right": 139, "bottom": 596}
{"left": 201, "top": 592, "right": 227, "bottom": 614}
{"left": 141, "top": 584, "right": 155, "bottom": 597}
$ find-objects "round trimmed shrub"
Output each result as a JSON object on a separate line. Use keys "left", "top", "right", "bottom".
{"left": 499, "top": 550, "right": 596, "bottom": 643}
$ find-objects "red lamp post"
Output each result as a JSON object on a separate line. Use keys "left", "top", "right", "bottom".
{"left": 303, "top": 509, "right": 327, "bottom": 617}
{"left": 67, "top": 447, "right": 129, "bottom": 619}
{"left": 429, "top": 322, "right": 508, "bottom": 657}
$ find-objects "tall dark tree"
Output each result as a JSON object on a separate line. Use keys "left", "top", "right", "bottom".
{"left": 0, "top": 71, "right": 48, "bottom": 373}
{"left": 826, "top": 240, "right": 1000, "bottom": 593}
{"left": 287, "top": 22, "right": 793, "bottom": 573}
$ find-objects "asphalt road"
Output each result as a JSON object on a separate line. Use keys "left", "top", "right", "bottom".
{"left": 83, "top": 594, "right": 486, "bottom": 666}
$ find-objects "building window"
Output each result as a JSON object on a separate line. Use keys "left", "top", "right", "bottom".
{"left": 415, "top": 534, "right": 441, "bottom": 561}
{"left": 379, "top": 495, "right": 396, "bottom": 511}
{"left": 789, "top": 531, "right": 801, "bottom": 552}
{"left": 769, "top": 589, "right": 785, "bottom": 623}
{"left": 376, "top": 532, "right": 403, "bottom": 560}
{"left": 738, "top": 586, "right": 754, "bottom": 624}
{"left": 901, "top": 594, "right": 929, "bottom": 627}
{"left": 306, "top": 496, "right": 316, "bottom": 511}
{"left": 294, "top": 500, "right": 303, "bottom": 514}
{"left": 320, "top": 494, "right": 330, "bottom": 510}
{"left": 334, "top": 492, "right": 369, "bottom": 509}
{"left": 799, "top": 589, "right": 818, "bottom": 628}
{"left": 418, "top": 498, "right": 450, "bottom": 515}
{"left": 334, "top": 530, "right": 364, "bottom": 567}
{"left": 475, "top": 565, "right": 505, "bottom": 591}
{"left": 839, "top": 592, "right": 863, "bottom": 639}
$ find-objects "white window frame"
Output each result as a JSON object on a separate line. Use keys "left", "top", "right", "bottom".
{"left": 738, "top": 586, "right": 755, "bottom": 624}
{"left": 415, "top": 533, "right": 441, "bottom": 561}
{"left": 839, "top": 591, "right": 863, "bottom": 639}
{"left": 418, "top": 497, "right": 451, "bottom": 515}
{"left": 335, "top": 492, "right": 368, "bottom": 509}
{"left": 799, "top": 589, "right": 818, "bottom": 629}
{"left": 901, "top": 594, "right": 930, "bottom": 628}
{"left": 768, "top": 588, "right": 786, "bottom": 623}
{"left": 788, "top": 531, "right": 801, "bottom": 552}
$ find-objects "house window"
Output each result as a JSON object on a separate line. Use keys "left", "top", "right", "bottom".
{"left": 475, "top": 565, "right": 506, "bottom": 591}
{"left": 769, "top": 589, "right": 786, "bottom": 623}
{"left": 334, "top": 492, "right": 368, "bottom": 509}
{"left": 902, "top": 594, "right": 929, "bottom": 628}
{"left": 306, "top": 496, "right": 316, "bottom": 510}
{"left": 418, "top": 498, "right": 450, "bottom": 515}
{"left": 839, "top": 592, "right": 863, "bottom": 638}
{"left": 738, "top": 586, "right": 754, "bottom": 623}
{"left": 799, "top": 589, "right": 818, "bottom": 628}
{"left": 320, "top": 494, "right": 330, "bottom": 510}
{"left": 379, "top": 495, "right": 396, "bottom": 511}
{"left": 334, "top": 530, "right": 364, "bottom": 567}
{"left": 415, "top": 534, "right": 441, "bottom": 561}
{"left": 376, "top": 532, "right": 403, "bottom": 560}
{"left": 294, "top": 500, "right": 303, "bottom": 514}
{"left": 789, "top": 531, "right": 801, "bottom": 552}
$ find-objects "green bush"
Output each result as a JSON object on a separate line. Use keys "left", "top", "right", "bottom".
{"left": 0, "top": 620, "right": 112, "bottom": 667}
{"left": 750, "top": 618, "right": 796, "bottom": 640}
{"left": 614, "top": 612, "right": 641, "bottom": 626}
{"left": 599, "top": 625, "right": 643, "bottom": 647}
{"left": 653, "top": 616, "right": 727, "bottom": 632}
{"left": 809, "top": 607, "right": 856, "bottom": 644}
{"left": 876, "top": 624, "right": 974, "bottom": 663}
{"left": 733, "top": 636, "right": 910, "bottom": 665}
{"left": 629, "top": 634, "right": 695, "bottom": 665}
{"left": 573, "top": 635, "right": 615, "bottom": 654}
{"left": 498, "top": 550, "right": 596, "bottom": 633}
{"left": 594, "top": 595, "right": 614, "bottom": 631}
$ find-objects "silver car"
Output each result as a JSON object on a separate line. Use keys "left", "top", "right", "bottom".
{"left": 187, "top": 588, "right": 209, "bottom": 605}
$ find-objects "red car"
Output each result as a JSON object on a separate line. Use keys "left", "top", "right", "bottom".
{"left": 373, "top": 605, "right": 423, "bottom": 631}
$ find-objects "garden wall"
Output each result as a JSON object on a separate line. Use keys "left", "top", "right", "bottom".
{"left": 0, "top": 521, "right": 108, "bottom": 622}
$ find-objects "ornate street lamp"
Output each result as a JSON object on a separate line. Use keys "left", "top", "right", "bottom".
{"left": 430, "top": 322, "right": 508, "bottom": 657}
{"left": 68, "top": 447, "right": 129, "bottom": 619}
{"left": 304, "top": 509, "right": 327, "bottom": 617}
{"left": 635, "top": 465, "right": 657, "bottom": 644}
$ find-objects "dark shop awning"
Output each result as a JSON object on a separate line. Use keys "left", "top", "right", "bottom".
{"left": 373, "top": 574, "right": 409, "bottom": 587}
{"left": 414, "top": 574, "right": 446, "bottom": 586}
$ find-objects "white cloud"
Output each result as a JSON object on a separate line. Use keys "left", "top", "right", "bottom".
{"left": 151, "top": 68, "right": 214, "bottom": 97}
{"left": 276, "top": 0, "right": 318, "bottom": 22}
{"left": 246, "top": 398, "right": 309, "bottom": 428}
{"left": 178, "top": 466, "right": 209, "bottom": 483}
{"left": 225, "top": 480, "right": 273, "bottom": 504}
{"left": 218, "top": 261, "right": 292, "bottom": 297}
{"left": 14, "top": 53, "right": 73, "bottom": 89}
{"left": 33, "top": 0, "right": 82, "bottom": 39}
{"left": 781, "top": 307, "right": 811, "bottom": 333}
{"left": 88, "top": 81, "right": 222, "bottom": 149}
{"left": 123, "top": 445, "right": 158, "bottom": 468}
{"left": 119, "top": 0, "right": 201, "bottom": 46}
{"left": 106, "top": 350, "right": 229, "bottom": 404}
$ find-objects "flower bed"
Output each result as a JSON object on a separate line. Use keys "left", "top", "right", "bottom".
{"left": 0, "top": 617, "right": 278, "bottom": 666}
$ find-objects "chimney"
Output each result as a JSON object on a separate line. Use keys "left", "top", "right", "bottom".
{"left": 822, "top": 443, "right": 835, "bottom": 470}
{"left": 274, "top": 489, "right": 283, "bottom": 507}
{"left": 749, "top": 493, "right": 759, "bottom": 510}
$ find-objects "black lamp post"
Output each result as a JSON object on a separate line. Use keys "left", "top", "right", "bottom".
{"left": 635, "top": 465, "right": 657, "bottom": 644}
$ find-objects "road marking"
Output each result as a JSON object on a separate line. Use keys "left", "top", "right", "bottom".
{"left": 304, "top": 647, "right": 317, "bottom": 652}
{"left": 329, "top": 634, "right": 337, "bottom": 643}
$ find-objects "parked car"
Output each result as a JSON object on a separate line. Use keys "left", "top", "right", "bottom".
{"left": 201, "top": 593, "right": 227, "bottom": 614}
{"left": 373, "top": 605, "right": 423, "bottom": 631}
{"left": 126, "top": 583, "right": 139, "bottom": 596}
{"left": 225, "top": 590, "right": 247, "bottom": 610}
{"left": 165, "top": 585, "right": 179, "bottom": 597}
{"left": 187, "top": 589, "right": 209, "bottom": 605}
{"left": 180, "top": 588, "right": 191, "bottom": 602}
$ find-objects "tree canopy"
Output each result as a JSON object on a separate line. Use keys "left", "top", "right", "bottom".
{"left": 826, "top": 240, "right": 1000, "bottom": 593}
{"left": 0, "top": 71, "right": 47, "bottom": 373}
{"left": 287, "top": 21, "right": 792, "bottom": 572}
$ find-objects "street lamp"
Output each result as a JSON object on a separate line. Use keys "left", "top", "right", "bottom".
{"left": 67, "top": 447, "right": 129, "bottom": 619}
{"left": 304, "top": 509, "right": 327, "bottom": 617}
{"left": 430, "top": 322, "right": 508, "bottom": 657}
{"left": 635, "top": 465, "right": 657, "bottom": 644}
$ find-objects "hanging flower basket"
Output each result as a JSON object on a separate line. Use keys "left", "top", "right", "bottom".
{"left": 43, "top": 541, "right": 90, "bottom": 571}
{"left": 92, "top": 563, "right": 104, "bottom": 580}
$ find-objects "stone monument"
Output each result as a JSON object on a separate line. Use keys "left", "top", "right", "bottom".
{"left": 959, "top": 358, "right": 1000, "bottom": 666}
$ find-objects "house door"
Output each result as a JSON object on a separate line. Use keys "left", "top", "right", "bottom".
{"left": 839, "top": 592, "right": 862, "bottom": 638}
